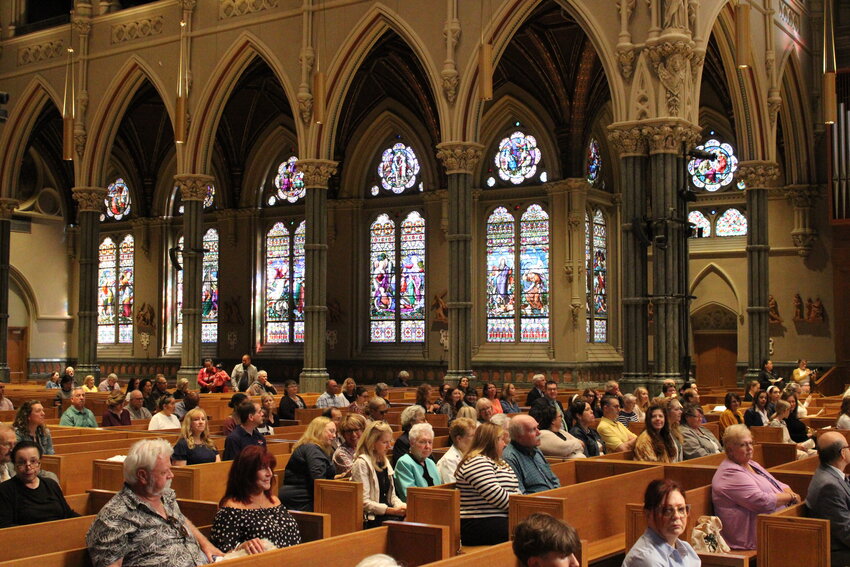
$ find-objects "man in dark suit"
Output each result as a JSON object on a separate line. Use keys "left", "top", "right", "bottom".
{"left": 806, "top": 431, "right": 850, "bottom": 567}
{"left": 524, "top": 374, "right": 546, "bottom": 407}
{"left": 532, "top": 380, "right": 567, "bottom": 431}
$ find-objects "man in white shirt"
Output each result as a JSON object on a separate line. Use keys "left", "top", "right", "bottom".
{"left": 316, "top": 379, "right": 347, "bottom": 408}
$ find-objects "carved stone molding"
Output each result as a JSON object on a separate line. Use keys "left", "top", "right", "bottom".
{"left": 607, "top": 123, "right": 647, "bottom": 157}
{"left": 174, "top": 174, "right": 215, "bottom": 201}
{"left": 642, "top": 119, "right": 701, "bottom": 154}
{"left": 644, "top": 38, "right": 696, "bottom": 116}
{"left": 111, "top": 16, "right": 164, "bottom": 44}
{"left": 296, "top": 160, "right": 338, "bottom": 188}
{"left": 17, "top": 40, "right": 64, "bottom": 66}
{"left": 436, "top": 142, "right": 485, "bottom": 175}
{"left": 441, "top": 15, "right": 461, "bottom": 104}
{"left": 616, "top": 44, "right": 636, "bottom": 80}
{"left": 179, "top": 0, "right": 198, "bottom": 10}
{"left": 72, "top": 187, "right": 107, "bottom": 213}
{"left": 785, "top": 184, "right": 821, "bottom": 257}
{"left": 784, "top": 185, "right": 821, "bottom": 208}
{"left": 737, "top": 161, "right": 781, "bottom": 189}
{"left": 219, "top": 0, "right": 278, "bottom": 19}
{"left": 0, "top": 199, "right": 20, "bottom": 220}
{"left": 72, "top": 17, "right": 92, "bottom": 36}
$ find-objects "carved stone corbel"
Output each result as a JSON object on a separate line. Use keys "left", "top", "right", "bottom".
{"left": 441, "top": 1, "right": 461, "bottom": 104}
{"left": 644, "top": 38, "right": 696, "bottom": 117}
{"left": 784, "top": 184, "right": 821, "bottom": 257}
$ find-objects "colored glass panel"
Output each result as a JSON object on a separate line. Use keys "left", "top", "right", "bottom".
{"left": 97, "top": 237, "right": 117, "bottom": 343}
{"left": 495, "top": 132, "right": 542, "bottom": 185}
{"left": 97, "top": 234, "right": 134, "bottom": 344}
{"left": 102, "top": 178, "right": 132, "bottom": 221}
{"left": 586, "top": 208, "right": 608, "bottom": 343}
{"left": 117, "top": 235, "right": 134, "bottom": 344}
{"left": 265, "top": 222, "right": 290, "bottom": 343}
{"left": 688, "top": 210, "right": 711, "bottom": 238}
{"left": 587, "top": 138, "right": 602, "bottom": 185}
{"left": 175, "top": 235, "right": 184, "bottom": 344}
{"left": 377, "top": 143, "right": 420, "bottom": 194}
{"left": 400, "top": 212, "right": 426, "bottom": 321}
{"left": 716, "top": 208, "right": 748, "bottom": 236}
{"left": 519, "top": 205, "right": 549, "bottom": 342}
{"left": 687, "top": 139, "right": 739, "bottom": 192}
{"left": 201, "top": 229, "right": 219, "bottom": 343}
{"left": 370, "top": 214, "right": 397, "bottom": 342}
{"left": 270, "top": 156, "right": 306, "bottom": 205}
{"left": 292, "top": 221, "right": 306, "bottom": 343}
{"left": 486, "top": 207, "right": 515, "bottom": 342}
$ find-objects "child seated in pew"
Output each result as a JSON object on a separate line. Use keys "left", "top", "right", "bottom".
{"left": 622, "top": 479, "right": 700, "bottom": 566}
{"left": 512, "top": 513, "right": 581, "bottom": 567}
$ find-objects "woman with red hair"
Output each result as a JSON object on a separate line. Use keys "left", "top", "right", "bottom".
{"left": 210, "top": 446, "right": 301, "bottom": 554}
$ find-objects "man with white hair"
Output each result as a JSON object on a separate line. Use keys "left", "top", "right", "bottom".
{"left": 502, "top": 414, "right": 560, "bottom": 494}
{"left": 247, "top": 370, "right": 278, "bottom": 395}
{"left": 87, "top": 438, "right": 222, "bottom": 567}
{"left": 525, "top": 374, "right": 546, "bottom": 406}
{"left": 98, "top": 373, "right": 121, "bottom": 392}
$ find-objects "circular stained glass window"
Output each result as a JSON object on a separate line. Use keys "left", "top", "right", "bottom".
{"left": 495, "top": 132, "right": 542, "bottom": 185}
{"left": 271, "top": 156, "right": 306, "bottom": 205}
{"left": 687, "top": 139, "right": 739, "bottom": 192}
{"left": 102, "top": 178, "right": 132, "bottom": 221}
{"left": 377, "top": 143, "right": 420, "bottom": 194}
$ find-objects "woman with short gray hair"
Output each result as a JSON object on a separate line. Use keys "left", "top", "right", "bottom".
{"left": 394, "top": 423, "right": 441, "bottom": 501}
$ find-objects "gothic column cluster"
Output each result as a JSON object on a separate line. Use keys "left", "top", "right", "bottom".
{"left": 0, "top": 199, "right": 19, "bottom": 382}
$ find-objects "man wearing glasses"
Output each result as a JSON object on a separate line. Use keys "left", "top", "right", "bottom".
{"left": 623, "top": 479, "right": 700, "bottom": 566}
{"left": 87, "top": 438, "right": 222, "bottom": 567}
{"left": 596, "top": 394, "right": 637, "bottom": 453}
{"left": 806, "top": 431, "right": 850, "bottom": 567}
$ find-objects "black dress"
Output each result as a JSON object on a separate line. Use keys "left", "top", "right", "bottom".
{"left": 0, "top": 476, "right": 79, "bottom": 527}
{"left": 172, "top": 438, "right": 219, "bottom": 465}
{"left": 279, "top": 444, "right": 335, "bottom": 511}
{"left": 211, "top": 505, "right": 301, "bottom": 551}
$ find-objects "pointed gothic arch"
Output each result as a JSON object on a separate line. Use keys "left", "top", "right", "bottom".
{"left": 777, "top": 49, "right": 815, "bottom": 185}
{"left": 690, "top": 263, "right": 744, "bottom": 322}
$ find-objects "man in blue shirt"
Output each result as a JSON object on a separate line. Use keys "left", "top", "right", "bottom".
{"left": 502, "top": 414, "right": 559, "bottom": 494}
{"left": 59, "top": 388, "right": 98, "bottom": 428}
{"left": 222, "top": 400, "right": 265, "bottom": 460}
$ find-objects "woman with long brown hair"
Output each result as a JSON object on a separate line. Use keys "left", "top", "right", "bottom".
{"left": 634, "top": 404, "right": 679, "bottom": 463}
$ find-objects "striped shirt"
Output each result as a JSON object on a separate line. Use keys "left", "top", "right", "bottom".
{"left": 455, "top": 455, "right": 520, "bottom": 518}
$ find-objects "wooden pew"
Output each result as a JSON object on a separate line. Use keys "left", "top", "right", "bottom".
{"left": 417, "top": 540, "right": 592, "bottom": 567}
{"left": 750, "top": 426, "right": 784, "bottom": 443}
{"left": 314, "top": 479, "right": 364, "bottom": 536}
{"left": 0, "top": 516, "right": 95, "bottom": 562}
{"left": 757, "top": 503, "right": 830, "bottom": 567}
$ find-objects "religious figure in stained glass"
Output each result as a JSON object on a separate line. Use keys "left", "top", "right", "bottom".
{"left": 495, "top": 132, "right": 542, "bottom": 185}
{"left": 264, "top": 221, "right": 306, "bottom": 344}
{"left": 269, "top": 156, "right": 306, "bottom": 205}
{"left": 486, "top": 207, "right": 516, "bottom": 342}
{"left": 587, "top": 138, "right": 602, "bottom": 185}
{"left": 519, "top": 205, "right": 549, "bottom": 342}
{"left": 687, "top": 139, "right": 739, "bottom": 192}
{"left": 688, "top": 210, "right": 711, "bottom": 238}
{"left": 370, "top": 214, "right": 397, "bottom": 342}
{"left": 376, "top": 143, "right": 421, "bottom": 195}
{"left": 399, "top": 212, "right": 426, "bottom": 342}
{"left": 101, "top": 178, "right": 132, "bottom": 221}
{"left": 97, "top": 235, "right": 134, "bottom": 344}
{"left": 585, "top": 208, "right": 608, "bottom": 343}
{"left": 174, "top": 230, "right": 218, "bottom": 344}
{"left": 715, "top": 208, "right": 748, "bottom": 236}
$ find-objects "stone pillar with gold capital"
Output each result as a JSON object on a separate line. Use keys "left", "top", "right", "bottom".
{"left": 175, "top": 174, "right": 214, "bottom": 388}
{"left": 0, "top": 199, "right": 19, "bottom": 382}
{"left": 738, "top": 161, "right": 780, "bottom": 381}
{"left": 607, "top": 123, "right": 650, "bottom": 390}
{"left": 645, "top": 120, "right": 701, "bottom": 385}
{"left": 72, "top": 187, "right": 107, "bottom": 382}
{"left": 297, "top": 159, "right": 338, "bottom": 394}
{"left": 436, "top": 142, "right": 484, "bottom": 385}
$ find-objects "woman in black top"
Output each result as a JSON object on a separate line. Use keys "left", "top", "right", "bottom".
{"left": 0, "top": 441, "right": 79, "bottom": 527}
{"left": 172, "top": 408, "right": 220, "bottom": 466}
{"left": 280, "top": 417, "right": 336, "bottom": 511}
{"left": 278, "top": 380, "right": 306, "bottom": 421}
{"left": 744, "top": 390, "right": 770, "bottom": 428}
{"left": 783, "top": 393, "right": 813, "bottom": 444}
{"left": 567, "top": 401, "right": 605, "bottom": 457}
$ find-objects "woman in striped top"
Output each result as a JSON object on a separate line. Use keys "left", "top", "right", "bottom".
{"left": 454, "top": 422, "right": 520, "bottom": 546}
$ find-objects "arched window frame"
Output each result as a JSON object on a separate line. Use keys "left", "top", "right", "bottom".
{"left": 687, "top": 207, "right": 749, "bottom": 240}
{"left": 97, "top": 232, "right": 134, "bottom": 353}
{"left": 262, "top": 218, "right": 307, "bottom": 346}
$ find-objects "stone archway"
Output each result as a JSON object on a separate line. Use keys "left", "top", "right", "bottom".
{"left": 691, "top": 303, "right": 738, "bottom": 388}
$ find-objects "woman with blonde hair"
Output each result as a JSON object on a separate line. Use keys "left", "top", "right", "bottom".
{"left": 437, "top": 417, "right": 477, "bottom": 483}
{"left": 351, "top": 420, "right": 406, "bottom": 528}
{"left": 456, "top": 406, "right": 478, "bottom": 422}
{"left": 333, "top": 413, "right": 367, "bottom": 478}
{"left": 633, "top": 387, "right": 650, "bottom": 422}
{"left": 280, "top": 416, "right": 337, "bottom": 511}
{"left": 768, "top": 400, "right": 816, "bottom": 460}
{"left": 82, "top": 375, "right": 98, "bottom": 393}
{"left": 341, "top": 377, "right": 358, "bottom": 404}
{"left": 455, "top": 422, "right": 520, "bottom": 545}
{"left": 173, "top": 408, "right": 220, "bottom": 466}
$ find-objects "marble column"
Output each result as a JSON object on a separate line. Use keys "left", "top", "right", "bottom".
{"left": 297, "top": 159, "right": 338, "bottom": 394}
{"left": 436, "top": 142, "right": 484, "bottom": 386}
{"left": 607, "top": 123, "right": 650, "bottom": 390}
{"left": 175, "top": 174, "right": 214, "bottom": 388}
{"left": 0, "top": 199, "right": 19, "bottom": 382}
{"left": 645, "top": 120, "right": 700, "bottom": 386}
{"left": 739, "top": 161, "right": 780, "bottom": 382}
{"left": 72, "top": 187, "right": 107, "bottom": 383}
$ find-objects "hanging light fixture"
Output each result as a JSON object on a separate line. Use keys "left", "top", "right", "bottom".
{"left": 736, "top": 3, "right": 751, "bottom": 69}
{"left": 62, "top": 47, "right": 75, "bottom": 161}
{"left": 824, "top": 0, "right": 837, "bottom": 125}
{"left": 313, "top": 69, "right": 326, "bottom": 125}
{"left": 479, "top": 42, "right": 493, "bottom": 101}
{"left": 175, "top": 20, "right": 187, "bottom": 143}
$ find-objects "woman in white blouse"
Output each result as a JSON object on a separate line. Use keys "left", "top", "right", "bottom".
{"left": 528, "top": 402, "right": 585, "bottom": 459}
{"left": 437, "top": 417, "right": 476, "bottom": 483}
{"left": 148, "top": 395, "right": 181, "bottom": 430}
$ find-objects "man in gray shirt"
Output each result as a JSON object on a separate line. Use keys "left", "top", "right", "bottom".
{"left": 127, "top": 390, "right": 152, "bottom": 420}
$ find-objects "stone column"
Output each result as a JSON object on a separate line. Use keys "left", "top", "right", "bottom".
{"left": 607, "top": 123, "right": 650, "bottom": 390}
{"left": 556, "top": 179, "right": 588, "bottom": 361}
{"left": 297, "top": 160, "right": 338, "bottom": 394}
{"left": 175, "top": 174, "right": 214, "bottom": 388}
{"left": 784, "top": 185, "right": 821, "bottom": 257}
{"left": 72, "top": 187, "right": 107, "bottom": 383}
{"left": 0, "top": 199, "right": 19, "bottom": 382}
{"left": 436, "top": 142, "right": 484, "bottom": 386}
{"left": 739, "top": 161, "right": 780, "bottom": 382}
{"left": 645, "top": 120, "right": 701, "bottom": 386}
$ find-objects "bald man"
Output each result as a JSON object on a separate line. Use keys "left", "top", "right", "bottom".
{"left": 806, "top": 431, "right": 850, "bottom": 567}
{"left": 502, "top": 414, "right": 560, "bottom": 494}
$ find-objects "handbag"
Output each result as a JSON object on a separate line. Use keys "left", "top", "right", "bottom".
{"left": 690, "top": 515, "right": 731, "bottom": 554}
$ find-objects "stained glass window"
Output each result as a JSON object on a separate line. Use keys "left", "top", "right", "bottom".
{"left": 587, "top": 138, "right": 602, "bottom": 185}
{"left": 715, "top": 208, "right": 748, "bottom": 236}
{"left": 369, "top": 212, "right": 426, "bottom": 343}
{"left": 268, "top": 156, "right": 306, "bottom": 205}
{"left": 585, "top": 208, "right": 608, "bottom": 343}
{"left": 264, "top": 220, "right": 306, "bottom": 344}
{"left": 687, "top": 139, "right": 739, "bottom": 192}
{"left": 176, "top": 184, "right": 215, "bottom": 215}
{"left": 98, "top": 234, "right": 134, "bottom": 344}
{"left": 486, "top": 205, "right": 550, "bottom": 343}
{"left": 372, "top": 143, "right": 421, "bottom": 196}
{"left": 495, "top": 132, "right": 542, "bottom": 185}
{"left": 175, "top": 229, "right": 219, "bottom": 344}
{"left": 101, "top": 178, "right": 132, "bottom": 221}
{"left": 688, "top": 210, "right": 711, "bottom": 238}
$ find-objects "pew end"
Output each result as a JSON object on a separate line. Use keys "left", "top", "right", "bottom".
{"left": 314, "top": 479, "right": 364, "bottom": 536}
{"left": 757, "top": 504, "right": 830, "bottom": 567}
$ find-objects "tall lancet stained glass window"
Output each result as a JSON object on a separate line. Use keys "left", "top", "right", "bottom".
{"left": 585, "top": 208, "right": 608, "bottom": 343}
{"left": 486, "top": 205, "right": 550, "bottom": 343}
{"left": 175, "top": 228, "right": 219, "bottom": 344}
{"left": 369, "top": 211, "right": 426, "bottom": 343}
{"left": 265, "top": 221, "right": 306, "bottom": 343}
{"left": 97, "top": 235, "right": 134, "bottom": 344}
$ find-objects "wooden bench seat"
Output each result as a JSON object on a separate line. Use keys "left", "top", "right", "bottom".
{"left": 315, "top": 479, "right": 364, "bottom": 536}
{"left": 756, "top": 502, "right": 830, "bottom": 567}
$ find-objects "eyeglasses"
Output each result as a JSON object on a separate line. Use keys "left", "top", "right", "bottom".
{"left": 660, "top": 505, "right": 691, "bottom": 518}
{"left": 15, "top": 459, "right": 40, "bottom": 469}
{"left": 165, "top": 515, "right": 189, "bottom": 540}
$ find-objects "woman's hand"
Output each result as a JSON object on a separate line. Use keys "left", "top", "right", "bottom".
{"left": 237, "top": 538, "right": 267, "bottom": 555}
{"left": 386, "top": 505, "right": 407, "bottom": 516}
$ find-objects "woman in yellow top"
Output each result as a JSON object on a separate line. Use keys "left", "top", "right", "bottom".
{"left": 634, "top": 404, "right": 679, "bottom": 462}
{"left": 718, "top": 392, "right": 744, "bottom": 435}
{"left": 82, "top": 375, "right": 99, "bottom": 393}
{"left": 791, "top": 359, "right": 813, "bottom": 384}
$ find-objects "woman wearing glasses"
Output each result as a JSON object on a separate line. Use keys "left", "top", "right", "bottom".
{"left": 0, "top": 440, "right": 79, "bottom": 527}
{"left": 622, "top": 479, "right": 699, "bottom": 566}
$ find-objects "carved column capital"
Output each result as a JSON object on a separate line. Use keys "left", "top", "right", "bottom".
{"left": 738, "top": 161, "right": 781, "bottom": 189}
{"left": 174, "top": 174, "right": 215, "bottom": 201}
{"left": 296, "top": 160, "right": 338, "bottom": 188}
{"left": 784, "top": 185, "right": 821, "bottom": 208}
{"left": 607, "top": 122, "right": 647, "bottom": 157}
{"left": 436, "top": 142, "right": 485, "bottom": 174}
{"left": 72, "top": 187, "right": 107, "bottom": 212}
{"left": 0, "top": 199, "right": 19, "bottom": 220}
{"left": 642, "top": 119, "right": 701, "bottom": 154}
